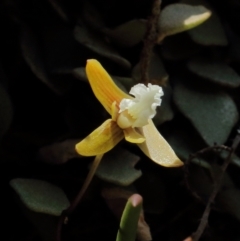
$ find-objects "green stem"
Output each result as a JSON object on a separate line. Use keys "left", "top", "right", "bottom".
{"left": 116, "top": 194, "right": 143, "bottom": 241}
{"left": 67, "top": 154, "right": 104, "bottom": 213}
{"left": 56, "top": 154, "right": 104, "bottom": 241}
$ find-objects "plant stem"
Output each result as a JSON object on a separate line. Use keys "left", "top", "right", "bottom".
{"left": 140, "top": 0, "right": 161, "bottom": 85}
{"left": 56, "top": 154, "right": 104, "bottom": 241}
{"left": 192, "top": 131, "right": 240, "bottom": 241}
{"left": 116, "top": 194, "right": 143, "bottom": 241}
{"left": 184, "top": 145, "right": 231, "bottom": 202}
{"left": 68, "top": 154, "right": 103, "bottom": 213}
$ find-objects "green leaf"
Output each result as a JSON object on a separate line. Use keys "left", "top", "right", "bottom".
{"left": 72, "top": 67, "right": 87, "bottom": 81}
{"left": 161, "top": 33, "right": 202, "bottom": 61}
{"left": 0, "top": 83, "right": 13, "bottom": 142}
{"left": 112, "top": 77, "right": 130, "bottom": 92}
{"left": 95, "top": 147, "right": 142, "bottom": 186}
{"left": 116, "top": 194, "right": 143, "bottom": 241}
{"left": 219, "top": 150, "right": 240, "bottom": 168}
{"left": 20, "top": 26, "right": 61, "bottom": 94}
{"left": 104, "top": 19, "right": 147, "bottom": 47}
{"left": 74, "top": 24, "right": 131, "bottom": 69}
{"left": 182, "top": 0, "right": 228, "bottom": 46}
{"left": 40, "top": 22, "right": 84, "bottom": 72}
{"left": 187, "top": 58, "right": 240, "bottom": 88}
{"left": 188, "top": 14, "right": 228, "bottom": 46}
{"left": 82, "top": 1, "right": 106, "bottom": 30}
{"left": 38, "top": 139, "right": 82, "bottom": 164}
{"left": 21, "top": 24, "right": 75, "bottom": 95}
{"left": 167, "top": 131, "right": 197, "bottom": 161}
{"left": 153, "top": 83, "right": 174, "bottom": 125}
{"left": 10, "top": 178, "right": 70, "bottom": 216}
{"left": 173, "top": 82, "right": 239, "bottom": 146}
{"left": 113, "top": 76, "right": 135, "bottom": 92}
{"left": 158, "top": 3, "right": 211, "bottom": 41}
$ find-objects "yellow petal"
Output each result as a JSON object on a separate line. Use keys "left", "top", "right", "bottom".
{"left": 123, "top": 127, "right": 145, "bottom": 143}
{"left": 76, "top": 119, "right": 124, "bottom": 156}
{"left": 86, "top": 59, "right": 131, "bottom": 115}
{"left": 111, "top": 101, "right": 118, "bottom": 121}
{"left": 137, "top": 120, "right": 183, "bottom": 167}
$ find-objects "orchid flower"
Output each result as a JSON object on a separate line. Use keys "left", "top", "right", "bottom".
{"left": 75, "top": 59, "right": 183, "bottom": 167}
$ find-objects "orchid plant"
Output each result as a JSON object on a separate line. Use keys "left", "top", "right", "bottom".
{"left": 75, "top": 59, "right": 183, "bottom": 168}
{"left": 72, "top": 59, "right": 183, "bottom": 203}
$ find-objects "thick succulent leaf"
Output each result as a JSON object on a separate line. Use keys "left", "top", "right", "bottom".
{"left": 74, "top": 24, "right": 131, "bottom": 69}
{"left": 86, "top": 59, "right": 131, "bottom": 115}
{"left": 158, "top": 3, "right": 211, "bottom": 41}
{"left": 72, "top": 67, "right": 87, "bottom": 81}
{"left": 187, "top": 58, "right": 240, "bottom": 88}
{"left": 161, "top": 33, "right": 202, "bottom": 60}
{"left": 82, "top": 1, "right": 105, "bottom": 29}
{"left": 20, "top": 26, "right": 62, "bottom": 95}
{"left": 95, "top": 147, "right": 141, "bottom": 186}
{"left": 10, "top": 178, "right": 70, "bottom": 216}
{"left": 40, "top": 22, "right": 84, "bottom": 73}
{"left": 231, "top": 154, "right": 240, "bottom": 168}
{"left": 113, "top": 76, "right": 134, "bottom": 92}
{"left": 138, "top": 120, "right": 183, "bottom": 167}
{"left": 104, "top": 19, "right": 147, "bottom": 47}
{"left": 173, "top": 82, "right": 239, "bottom": 146}
{"left": 188, "top": 14, "right": 228, "bottom": 46}
{"left": 75, "top": 119, "right": 124, "bottom": 156}
{"left": 38, "top": 139, "right": 82, "bottom": 164}
{"left": 219, "top": 151, "right": 240, "bottom": 168}
{"left": 0, "top": 83, "right": 13, "bottom": 142}
{"left": 153, "top": 82, "right": 174, "bottom": 125}
{"left": 182, "top": 0, "right": 228, "bottom": 46}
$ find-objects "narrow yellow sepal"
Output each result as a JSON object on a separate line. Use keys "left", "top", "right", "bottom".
{"left": 76, "top": 119, "right": 124, "bottom": 156}
{"left": 137, "top": 120, "right": 183, "bottom": 167}
{"left": 86, "top": 59, "right": 131, "bottom": 115}
{"left": 123, "top": 127, "right": 145, "bottom": 144}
